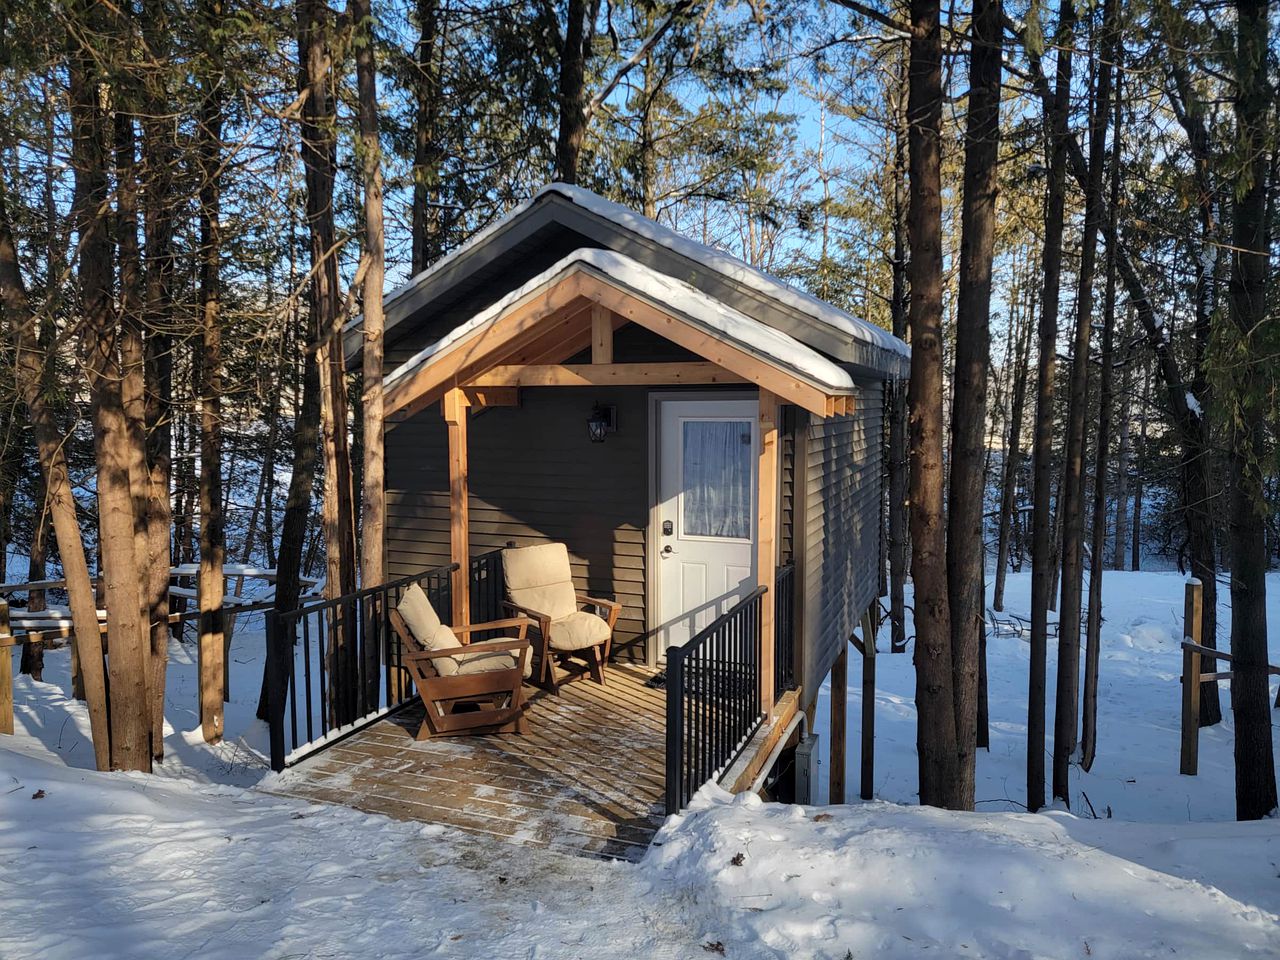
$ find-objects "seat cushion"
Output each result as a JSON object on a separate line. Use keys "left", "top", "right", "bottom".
{"left": 455, "top": 647, "right": 533, "bottom": 679}
{"left": 502, "top": 543, "right": 578, "bottom": 620}
{"left": 547, "top": 610, "right": 611, "bottom": 651}
{"left": 398, "top": 582, "right": 464, "bottom": 676}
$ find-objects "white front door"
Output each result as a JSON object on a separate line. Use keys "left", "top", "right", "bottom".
{"left": 656, "top": 398, "right": 758, "bottom": 649}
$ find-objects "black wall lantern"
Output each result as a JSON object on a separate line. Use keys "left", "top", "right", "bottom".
{"left": 587, "top": 402, "right": 615, "bottom": 443}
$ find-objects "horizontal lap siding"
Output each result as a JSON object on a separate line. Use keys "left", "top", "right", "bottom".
{"left": 801, "top": 380, "right": 884, "bottom": 700}
{"left": 386, "top": 387, "right": 650, "bottom": 657}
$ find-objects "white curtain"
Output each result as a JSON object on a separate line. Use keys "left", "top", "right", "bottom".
{"left": 682, "top": 419, "right": 752, "bottom": 538}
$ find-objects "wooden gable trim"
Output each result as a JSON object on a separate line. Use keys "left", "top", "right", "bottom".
{"left": 383, "top": 265, "right": 852, "bottom": 422}
{"left": 471, "top": 362, "right": 745, "bottom": 389}
{"left": 577, "top": 274, "right": 841, "bottom": 418}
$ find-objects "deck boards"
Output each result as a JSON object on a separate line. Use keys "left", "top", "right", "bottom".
{"left": 269, "top": 663, "right": 667, "bottom": 862}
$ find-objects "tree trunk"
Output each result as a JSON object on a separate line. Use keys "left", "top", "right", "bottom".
{"left": 412, "top": 0, "right": 443, "bottom": 273}
{"left": 555, "top": 0, "right": 588, "bottom": 184}
{"left": 1131, "top": 371, "right": 1148, "bottom": 571}
{"left": 1053, "top": 0, "right": 1110, "bottom": 804}
{"left": 1081, "top": 41, "right": 1122, "bottom": 774}
{"left": 197, "top": 1, "right": 227, "bottom": 743}
{"left": 142, "top": 0, "right": 176, "bottom": 753}
{"left": 354, "top": 0, "right": 387, "bottom": 713}
{"left": 945, "top": 0, "right": 1002, "bottom": 809}
{"left": 1224, "top": 0, "right": 1277, "bottom": 821}
{"left": 887, "top": 46, "right": 909, "bottom": 656}
{"left": 1111, "top": 314, "right": 1132, "bottom": 571}
{"left": 994, "top": 263, "right": 1034, "bottom": 611}
{"left": 906, "top": 0, "right": 959, "bottom": 809}
{"left": 1028, "top": 0, "right": 1075, "bottom": 814}
{"left": 69, "top": 23, "right": 151, "bottom": 771}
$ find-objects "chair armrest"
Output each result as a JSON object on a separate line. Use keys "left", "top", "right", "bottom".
{"left": 503, "top": 601, "right": 553, "bottom": 631}
{"left": 404, "top": 637, "right": 530, "bottom": 661}
{"left": 453, "top": 617, "right": 530, "bottom": 640}
{"left": 578, "top": 595, "right": 621, "bottom": 629}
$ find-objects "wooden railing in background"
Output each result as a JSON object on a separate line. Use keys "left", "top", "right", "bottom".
{"left": 1179, "top": 579, "right": 1280, "bottom": 776}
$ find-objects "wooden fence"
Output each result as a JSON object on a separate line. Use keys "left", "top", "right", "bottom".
{"left": 1179, "top": 579, "right": 1280, "bottom": 776}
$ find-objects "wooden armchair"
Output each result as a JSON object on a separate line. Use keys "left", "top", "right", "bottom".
{"left": 390, "top": 582, "right": 532, "bottom": 740}
{"left": 501, "top": 543, "right": 621, "bottom": 692}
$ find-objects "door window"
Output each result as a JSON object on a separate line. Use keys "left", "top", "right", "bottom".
{"left": 681, "top": 419, "right": 753, "bottom": 539}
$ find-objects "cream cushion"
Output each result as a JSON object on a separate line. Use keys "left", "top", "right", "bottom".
{"left": 502, "top": 543, "right": 578, "bottom": 620}
{"left": 455, "top": 648, "right": 534, "bottom": 679}
{"left": 547, "top": 610, "right": 611, "bottom": 651}
{"left": 397, "top": 582, "right": 464, "bottom": 676}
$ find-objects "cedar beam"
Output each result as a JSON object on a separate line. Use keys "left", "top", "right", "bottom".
{"left": 444, "top": 388, "right": 470, "bottom": 626}
{"left": 470, "top": 362, "right": 746, "bottom": 388}
{"left": 591, "top": 304, "right": 613, "bottom": 364}
{"left": 758, "top": 389, "right": 779, "bottom": 714}
{"left": 461, "top": 386, "right": 519, "bottom": 408}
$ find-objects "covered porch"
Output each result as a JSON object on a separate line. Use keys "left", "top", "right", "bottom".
{"left": 271, "top": 660, "right": 666, "bottom": 861}
{"left": 263, "top": 246, "right": 854, "bottom": 858}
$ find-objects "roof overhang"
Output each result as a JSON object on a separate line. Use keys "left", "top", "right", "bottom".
{"left": 350, "top": 185, "right": 910, "bottom": 382}
{"left": 383, "top": 250, "right": 858, "bottom": 421}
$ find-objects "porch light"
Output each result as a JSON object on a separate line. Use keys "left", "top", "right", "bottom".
{"left": 587, "top": 403, "right": 610, "bottom": 443}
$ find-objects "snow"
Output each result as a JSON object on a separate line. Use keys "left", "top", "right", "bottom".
{"left": 3, "top": 572, "right": 1279, "bottom": 959}
{"left": 537, "top": 184, "right": 910, "bottom": 359}
{"left": 383, "top": 247, "right": 857, "bottom": 393}
{"left": 1186, "top": 390, "right": 1203, "bottom": 417}
{"left": 365, "top": 184, "right": 909, "bottom": 364}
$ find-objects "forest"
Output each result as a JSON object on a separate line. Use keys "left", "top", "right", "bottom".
{"left": 0, "top": 0, "right": 1277, "bottom": 827}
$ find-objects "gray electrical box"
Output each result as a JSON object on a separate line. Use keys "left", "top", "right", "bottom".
{"left": 794, "top": 733, "right": 821, "bottom": 804}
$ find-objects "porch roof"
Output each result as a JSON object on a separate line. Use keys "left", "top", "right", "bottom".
{"left": 382, "top": 248, "right": 857, "bottom": 420}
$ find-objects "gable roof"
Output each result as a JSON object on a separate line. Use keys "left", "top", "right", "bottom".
{"left": 347, "top": 185, "right": 910, "bottom": 381}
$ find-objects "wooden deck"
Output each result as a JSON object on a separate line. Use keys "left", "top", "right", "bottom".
{"left": 270, "top": 663, "right": 667, "bottom": 861}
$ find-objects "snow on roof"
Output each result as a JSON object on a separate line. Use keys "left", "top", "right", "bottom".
{"left": 373, "top": 184, "right": 908, "bottom": 361}
{"left": 383, "top": 248, "right": 856, "bottom": 394}
{"left": 536, "top": 184, "right": 909, "bottom": 358}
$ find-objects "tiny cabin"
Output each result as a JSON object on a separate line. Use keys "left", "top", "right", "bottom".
{"left": 273, "top": 186, "right": 908, "bottom": 857}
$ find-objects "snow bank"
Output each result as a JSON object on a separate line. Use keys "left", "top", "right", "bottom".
{"left": 647, "top": 790, "right": 1280, "bottom": 959}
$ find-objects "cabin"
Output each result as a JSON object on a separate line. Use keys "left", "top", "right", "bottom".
{"left": 267, "top": 185, "right": 909, "bottom": 860}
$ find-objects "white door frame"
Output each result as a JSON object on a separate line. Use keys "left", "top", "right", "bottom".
{"left": 646, "top": 389, "right": 758, "bottom": 667}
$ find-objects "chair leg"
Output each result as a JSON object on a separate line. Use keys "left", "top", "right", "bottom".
{"left": 588, "top": 645, "right": 606, "bottom": 686}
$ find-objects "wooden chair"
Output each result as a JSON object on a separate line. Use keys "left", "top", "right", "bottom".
{"left": 500, "top": 543, "right": 620, "bottom": 692}
{"left": 389, "top": 582, "right": 532, "bottom": 740}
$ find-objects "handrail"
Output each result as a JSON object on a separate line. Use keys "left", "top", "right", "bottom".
{"left": 266, "top": 563, "right": 459, "bottom": 771}
{"left": 1180, "top": 639, "right": 1280, "bottom": 674}
{"left": 665, "top": 585, "right": 768, "bottom": 814}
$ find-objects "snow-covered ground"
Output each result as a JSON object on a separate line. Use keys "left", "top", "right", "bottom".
{"left": 2, "top": 571, "right": 1278, "bottom": 959}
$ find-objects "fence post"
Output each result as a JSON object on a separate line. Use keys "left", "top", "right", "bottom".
{"left": 665, "top": 647, "right": 685, "bottom": 815}
{"left": 266, "top": 610, "right": 286, "bottom": 773}
{"left": 1180, "top": 580, "right": 1203, "bottom": 776}
{"left": 860, "top": 607, "right": 877, "bottom": 801}
{"left": 0, "top": 601, "right": 12, "bottom": 735}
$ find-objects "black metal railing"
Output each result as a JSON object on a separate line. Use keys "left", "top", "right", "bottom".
{"left": 774, "top": 562, "right": 797, "bottom": 701}
{"left": 468, "top": 547, "right": 507, "bottom": 638}
{"left": 665, "top": 586, "right": 766, "bottom": 814}
{"left": 265, "top": 564, "right": 455, "bottom": 771}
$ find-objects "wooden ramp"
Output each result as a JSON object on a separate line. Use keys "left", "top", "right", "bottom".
{"left": 269, "top": 663, "right": 667, "bottom": 862}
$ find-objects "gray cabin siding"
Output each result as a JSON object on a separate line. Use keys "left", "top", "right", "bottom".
{"left": 385, "top": 387, "right": 651, "bottom": 660}
{"left": 798, "top": 379, "right": 885, "bottom": 701}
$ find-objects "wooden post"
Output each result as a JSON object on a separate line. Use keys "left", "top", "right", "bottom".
{"left": 860, "top": 607, "right": 877, "bottom": 800}
{"left": 830, "top": 639, "right": 847, "bottom": 804}
{"left": 757, "top": 390, "right": 779, "bottom": 714}
{"left": 0, "top": 601, "right": 12, "bottom": 735}
{"left": 590, "top": 304, "right": 613, "bottom": 364}
{"left": 1180, "top": 579, "right": 1203, "bottom": 776}
{"left": 444, "top": 388, "right": 470, "bottom": 626}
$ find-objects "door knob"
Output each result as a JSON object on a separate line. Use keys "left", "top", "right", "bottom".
{"left": 661, "top": 545, "right": 674, "bottom": 556}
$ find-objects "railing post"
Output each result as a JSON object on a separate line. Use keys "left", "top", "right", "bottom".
{"left": 665, "top": 646, "right": 685, "bottom": 815}
{"left": 0, "top": 600, "right": 12, "bottom": 736}
{"left": 1180, "top": 579, "right": 1203, "bottom": 776}
{"left": 266, "top": 610, "right": 287, "bottom": 773}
